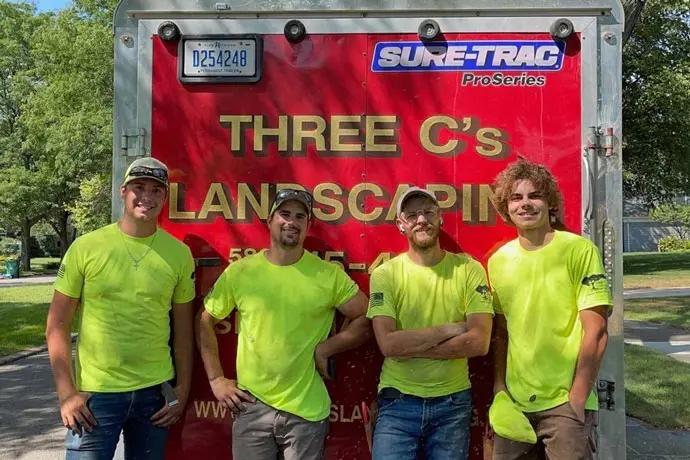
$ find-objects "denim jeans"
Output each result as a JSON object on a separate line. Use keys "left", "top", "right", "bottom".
{"left": 372, "top": 389, "right": 473, "bottom": 460}
{"left": 65, "top": 384, "right": 168, "bottom": 460}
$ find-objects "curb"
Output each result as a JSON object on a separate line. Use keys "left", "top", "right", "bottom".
{"left": 0, "top": 333, "right": 77, "bottom": 366}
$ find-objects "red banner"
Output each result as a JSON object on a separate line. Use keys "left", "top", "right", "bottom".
{"left": 151, "top": 31, "right": 582, "bottom": 459}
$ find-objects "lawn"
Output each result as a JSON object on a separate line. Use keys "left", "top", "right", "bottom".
{"left": 624, "top": 252, "right": 690, "bottom": 289}
{"left": 0, "top": 257, "right": 60, "bottom": 277}
{"left": 625, "top": 343, "right": 690, "bottom": 429}
{"left": 625, "top": 296, "right": 690, "bottom": 329}
{"left": 0, "top": 284, "right": 55, "bottom": 357}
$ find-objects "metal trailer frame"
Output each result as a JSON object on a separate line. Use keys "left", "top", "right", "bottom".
{"left": 112, "top": 1, "right": 625, "bottom": 458}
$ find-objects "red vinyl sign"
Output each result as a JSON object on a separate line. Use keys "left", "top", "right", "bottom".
{"left": 151, "top": 31, "right": 582, "bottom": 459}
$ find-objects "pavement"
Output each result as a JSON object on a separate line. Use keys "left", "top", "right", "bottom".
{"left": 624, "top": 320, "right": 690, "bottom": 364}
{"left": 0, "top": 275, "right": 56, "bottom": 288}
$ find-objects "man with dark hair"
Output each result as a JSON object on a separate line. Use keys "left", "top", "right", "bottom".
{"left": 368, "top": 187, "right": 494, "bottom": 460}
{"left": 198, "top": 188, "right": 371, "bottom": 460}
{"left": 489, "top": 159, "right": 612, "bottom": 460}
{"left": 46, "top": 157, "right": 196, "bottom": 460}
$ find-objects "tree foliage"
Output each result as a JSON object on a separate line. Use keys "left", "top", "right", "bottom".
{"left": 69, "top": 173, "right": 111, "bottom": 235}
{"left": 623, "top": 0, "right": 690, "bottom": 204}
{"left": 649, "top": 203, "right": 690, "bottom": 239}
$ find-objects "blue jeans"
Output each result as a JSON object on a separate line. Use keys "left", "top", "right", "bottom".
{"left": 65, "top": 384, "right": 168, "bottom": 460}
{"left": 372, "top": 389, "right": 472, "bottom": 460}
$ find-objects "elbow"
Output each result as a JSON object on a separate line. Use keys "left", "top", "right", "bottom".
{"left": 465, "top": 337, "right": 491, "bottom": 359}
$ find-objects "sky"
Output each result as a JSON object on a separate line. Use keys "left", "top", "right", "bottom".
{"left": 10, "top": 0, "right": 72, "bottom": 12}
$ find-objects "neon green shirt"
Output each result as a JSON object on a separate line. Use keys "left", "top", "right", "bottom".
{"left": 488, "top": 230, "right": 613, "bottom": 413}
{"left": 54, "top": 223, "right": 196, "bottom": 392}
{"left": 204, "top": 250, "right": 359, "bottom": 422}
{"left": 367, "top": 252, "right": 494, "bottom": 398}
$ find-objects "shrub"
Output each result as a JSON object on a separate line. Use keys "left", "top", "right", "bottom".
{"left": 658, "top": 236, "right": 690, "bottom": 252}
{"left": 0, "top": 238, "right": 21, "bottom": 259}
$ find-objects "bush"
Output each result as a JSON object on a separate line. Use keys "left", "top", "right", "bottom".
{"left": 0, "top": 238, "right": 21, "bottom": 259}
{"left": 36, "top": 234, "right": 61, "bottom": 257}
{"left": 658, "top": 236, "right": 690, "bottom": 252}
{"left": 29, "top": 236, "right": 44, "bottom": 258}
{"left": 45, "top": 261, "right": 60, "bottom": 270}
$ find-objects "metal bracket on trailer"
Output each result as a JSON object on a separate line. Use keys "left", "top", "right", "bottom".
{"left": 121, "top": 128, "right": 146, "bottom": 156}
{"left": 597, "top": 379, "right": 615, "bottom": 411}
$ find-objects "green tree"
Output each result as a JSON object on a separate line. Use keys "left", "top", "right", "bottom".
{"left": 623, "top": 0, "right": 690, "bottom": 204}
{"left": 21, "top": 7, "right": 113, "bottom": 255}
{"left": 649, "top": 203, "right": 690, "bottom": 239}
{"left": 69, "top": 173, "right": 111, "bottom": 235}
{"left": 0, "top": 1, "right": 52, "bottom": 270}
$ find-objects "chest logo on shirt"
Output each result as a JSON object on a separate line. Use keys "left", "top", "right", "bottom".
{"left": 475, "top": 285, "right": 491, "bottom": 302}
{"left": 582, "top": 274, "right": 608, "bottom": 291}
{"left": 370, "top": 292, "right": 384, "bottom": 308}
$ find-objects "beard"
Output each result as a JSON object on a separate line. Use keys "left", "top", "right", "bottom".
{"left": 408, "top": 225, "right": 439, "bottom": 250}
{"left": 276, "top": 226, "right": 301, "bottom": 248}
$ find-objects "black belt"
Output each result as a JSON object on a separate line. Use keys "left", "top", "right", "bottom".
{"left": 378, "top": 387, "right": 423, "bottom": 400}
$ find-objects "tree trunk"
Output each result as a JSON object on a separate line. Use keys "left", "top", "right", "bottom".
{"left": 20, "top": 218, "right": 32, "bottom": 272}
{"left": 622, "top": 0, "right": 646, "bottom": 45}
{"left": 49, "top": 210, "right": 71, "bottom": 258}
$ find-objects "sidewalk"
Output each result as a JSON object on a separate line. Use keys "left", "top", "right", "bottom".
{"left": 0, "top": 275, "right": 56, "bottom": 288}
{"left": 624, "top": 320, "right": 690, "bottom": 364}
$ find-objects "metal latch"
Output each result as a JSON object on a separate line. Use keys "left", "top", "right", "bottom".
{"left": 195, "top": 257, "right": 222, "bottom": 267}
{"left": 121, "top": 128, "right": 146, "bottom": 156}
{"left": 597, "top": 379, "right": 615, "bottom": 410}
{"left": 586, "top": 126, "right": 615, "bottom": 157}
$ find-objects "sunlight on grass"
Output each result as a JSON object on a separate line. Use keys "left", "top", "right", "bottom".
{"left": 625, "top": 344, "right": 690, "bottom": 429}
{"left": 0, "top": 285, "right": 54, "bottom": 356}
{"left": 625, "top": 297, "right": 690, "bottom": 329}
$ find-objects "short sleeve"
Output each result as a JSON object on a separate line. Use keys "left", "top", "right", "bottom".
{"left": 573, "top": 241, "right": 613, "bottom": 311}
{"left": 366, "top": 267, "right": 397, "bottom": 320}
{"left": 331, "top": 265, "right": 359, "bottom": 307}
{"left": 487, "top": 257, "right": 503, "bottom": 315}
{"left": 204, "top": 267, "right": 236, "bottom": 320}
{"left": 464, "top": 259, "right": 495, "bottom": 316}
{"left": 54, "top": 241, "right": 84, "bottom": 299}
{"left": 173, "top": 247, "right": 196, "bottom": 304}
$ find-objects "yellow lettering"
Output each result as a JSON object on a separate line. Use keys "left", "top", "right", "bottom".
{"left": 426, "top": 184, "right": 458, "bottom": 210}
{"left": 349, "top": 183, "right": 384, "bottom": 222}
{"left": 237, "top": 183, "right": 270, "bottom": 220}
{"left": 419, "top": 116, "right": 463, "bottom": 156}
{"left": 293, "top": 115, "right": 327, "bottom": 151}
{"left": 254, "top": 115, "right": 289, "bottom": 153}
{"left": 365, "top": 115, "right": 399, "bottom": 154}
{"left": 313, "top": 183, "right": 344, "bottom": 222}
{"left": 198, "top": 183, "right": 233, "bottom": 220}
{"left": 168, "top": 183, "right": 196, "bottom": 219}
{"left": 219, "top": 115, "right": 252, "bottom": 154}
{"left": 475, "top": 127, "right": 510, "bottom": 158}
{"left": 462, "top": 184, "right": 473, "bottom": 222}
{"left": 330, "top": 115, "right": 362, "bottom": 152}
{"left": 479, "top": 184, "right": 496, "bottom": 222}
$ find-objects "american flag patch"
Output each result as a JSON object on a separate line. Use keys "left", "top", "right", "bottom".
{"left": 370, "top": 292, "right": 384, "bottom": 308}
{"left": 57, "top": 264, "right": 66, "bottom": 279}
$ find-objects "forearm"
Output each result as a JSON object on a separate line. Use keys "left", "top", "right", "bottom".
{"left": 198, "top": 316, "right": 225, "bottom": 381}
{"left": 378, "top": 323, "right": 459, "bottom": 358}
{"left": 172, "top": 314, "right": 194, "bottom": 396}
{"left": 46, "top": 326, "right": 77, "bottom": 401}
{"left": 410, "top": 330, "right": 488, "bottom": 359}
{"left": 319, "top": 316, "right": 371, "bottom": 356}
{"left": 492, "top": 325, "right": 508, "bottom": 392}
{"left": 571, "top": 329, "right": 608, "bottom": 400}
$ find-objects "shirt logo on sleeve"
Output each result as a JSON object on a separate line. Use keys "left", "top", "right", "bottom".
{"left": 57, "top": 263, "right": 66, "bottom": 279}
{"left": 370, "top": 292, "right": 384, "bottom": 308}
{"left": 475, "top": 284, "right": 491, "bottom": 302}
{"left": 582, "top": 274, "right": 608, "bottom": 291}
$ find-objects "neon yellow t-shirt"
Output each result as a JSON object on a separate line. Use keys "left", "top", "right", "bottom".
{"left": 366, "top": 252, "right": 494, "bottom": 398}
{"left": 54, "top": 223, "right": 196, "bottom": 392}
{"left": 204, "top": 250, "right": 359, "bottom": 422}
{"left": 488, "top": 230, "right": 613, "bottom": 413}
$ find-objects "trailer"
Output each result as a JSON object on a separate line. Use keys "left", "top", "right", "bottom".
{"left": 112, "top": 1, "right": 625, "bottom": 458}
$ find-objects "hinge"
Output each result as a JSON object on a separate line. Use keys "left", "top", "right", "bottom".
{"left": 585, "top": 126, "right": 614, "bottom": 157}
{"left": 597, "top": 379, "right": 616, "bottom": 411}
{"left": 121, "top": 128, "right": 146, "bottom": 156}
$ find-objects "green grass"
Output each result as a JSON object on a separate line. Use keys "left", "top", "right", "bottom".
{"left": 625, "top": 343, "right": 690, "bottom": 429}
{"left": 0, "top": 257, "right": 60, "bottom": 277}
{"left": 625, "top": 297, "right": 690, "bottom": 329}
{"left": 624, "top": 252, "right": 690, "bottom": 289}
{"left": 0, "top": 284, "right": 54, "bottom": 357}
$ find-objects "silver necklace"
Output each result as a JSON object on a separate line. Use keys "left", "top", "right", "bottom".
{"left": 118, "top": 226, "right": 158, "bottom": 270}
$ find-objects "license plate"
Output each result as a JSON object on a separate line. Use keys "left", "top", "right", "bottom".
{"left": 180, "top": 37, "right": 259, "bottom": 81}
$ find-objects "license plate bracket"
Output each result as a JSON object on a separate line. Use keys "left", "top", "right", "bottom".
{"left": 178, "top": 34, "right": 263, "bottom": 84}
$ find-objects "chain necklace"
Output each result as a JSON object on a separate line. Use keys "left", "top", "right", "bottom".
{"left": 118, "top": 225, "right": 158, "bottom": 271}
